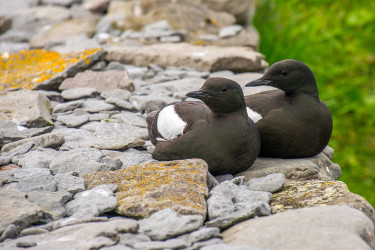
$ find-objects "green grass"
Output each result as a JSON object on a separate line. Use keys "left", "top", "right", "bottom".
{"left": 253, "top": 0, "right": 375, "bottom": 206}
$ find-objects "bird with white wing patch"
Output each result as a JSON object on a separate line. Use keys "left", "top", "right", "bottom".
{"left": 146, "top": 77, "right": 261, "bottom": 175}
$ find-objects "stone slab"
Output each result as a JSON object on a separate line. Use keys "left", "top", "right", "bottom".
{"left": 84, "top": 159, "right": 209, "bottom": 219}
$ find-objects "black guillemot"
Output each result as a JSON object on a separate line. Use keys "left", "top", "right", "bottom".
{"left": 147, "top": 77, "right": 261, "bottom": 175}
{"left": 244, "top": 59, "right": 333, "bottom": 158}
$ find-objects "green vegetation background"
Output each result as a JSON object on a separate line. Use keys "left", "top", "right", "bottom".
{"left": 253, "top": 0, "right": 375, "bottom": 205}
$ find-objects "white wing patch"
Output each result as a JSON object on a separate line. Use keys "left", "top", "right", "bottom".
{"left": 157, "top": 105, "right": 187, "bottom": 141}
{"left": 246, "top": 107, "right": 262, "bottom": 123}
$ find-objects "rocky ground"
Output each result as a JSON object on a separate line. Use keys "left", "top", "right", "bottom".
{"left": 1, "top": 0, "right": 375, "bottom": 250}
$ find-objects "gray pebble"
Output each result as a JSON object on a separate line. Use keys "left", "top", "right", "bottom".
{"left": 61, "top": 87, "right": 98, "bottom": 100}
{"left": 16, "top": 240, "right": 37, "bottom": 248}
{"left": 246, "top": 173, "right": 286, "bottom": 193}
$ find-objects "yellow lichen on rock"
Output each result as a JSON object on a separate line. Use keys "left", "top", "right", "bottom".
{"left": 0, "top": 48, "right": 101, "bottom": 91}
{"left": 84, "top": 159, "right": 209, "bottom": 219}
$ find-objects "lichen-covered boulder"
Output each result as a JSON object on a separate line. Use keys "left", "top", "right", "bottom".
{"left": 84, "top": 159, "right": 209, "bottom": 219}
{"left": 0, "top": 49, "right": 104, "bottom": 91}
{"left": 270, "top": 180, "right": 375, "bottom": 225}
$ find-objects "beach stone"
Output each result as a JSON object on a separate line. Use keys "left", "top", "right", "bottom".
{"left": 105, "top": 43, "right": 267, "bottom": 73}
{"left": 223, "top": 205, "right": 375, "bottom": 250}
{"left": 0, "top": 224, "right": 18, "bottom": 242}
{"left": 65, "top": 184, "right": 118, "bottom": 219}
{"left": 26, "top": 190, "right": 72, "bottom": 221}
{"left": 207, "top": 181, "right": 271, "bottom": 221}
{"left": 0, "top": 189, "right": 43, "bottom": 238}
{"left": 20, "top": 227, "right": 49, "bottom": 237}
{"left": 270, "top": 180, "right": 375, "bottom": 225}
{"left": 16, "top": 148, "right": 59, "bottom": 169}
{"left": 0, "top": 141, "right": 34, "bottom": 166}
{"left": 94, "top": 120, "right": 149, "bottom": 140}
{"left": 92, "top": 137, "right": 145, "bottom": 150}
{"left": 81, "top": 99, "right": 117, "bottom": 113}
{"left": 61, "top": 87, "right": 98, "bottom": 100}
{"left": 29, "top": 17, "right": 98, "bottom": 49}
{"left": 139, "top": 208, "right": 204, "bottom": 240}
{"left": 1, "top": 132, "right": 65, "bottom": 153}
{"left": 53, "top": 100, "right": 84, "bottom": 113}
{"left": 101, "top": 89, "right": 132, "bottom": 101}
{"left": 134, "top": 238, "right": 188, "bottom": 250}
{"left": 188, "top": 227, "right": 221, "bottom": 244}
{"left": 37, "top": 90, "right": 64, "bottom": 103}
{"left": 215, "top": 174, "right": 233, "bottom": 183}
{"left": 111, "top": 112, "right": 147, "bottom": 128}
{"left": 16, "top": 240, "right": 37, "bottom": 248}
{"left": 102, "top": 148, "right": 154, "bottom": 166}
{"left": 88, "top": 113, "right": 110, "bottom": 122}
{"left": 56, "top": 128, "right": 97, "bottom": 149}
{"left": 59, "top": 70, "right": 134, "bottom": 92}
{"left": 50, "top": 147, "right": 122, "bottom": 176}
{"left": 0, "top": 49, "right": 105, "bottom": 91}
{"left": 0, "top": 219, "right": 139, "bottom": 249}
{"left": 84, "top": 159, "right": 209, "bottom": 219}
{"left": 119, "top": 233, "right": 151, "bottom": 248}
{"left": 219, "top": 25, "right": 243, "bottom": 38}
{"left": 236, "top": 151, "right": 342, "bottom": 181}
{"left": 57, "top": 113, "right": 90, "bottom": 127}
{"left": 205, "top": 203, "right": 271, "bottom": 230}
{"left": 0, "top": 89, "right": 53, "bottom": 128}
{"left": 15, "top": 168, "right": 57, "bottom": 192}
{"left": 55, "top": 173, "right": 85, "bottom": 195}
{"left": 211, "top": 28, "right": 259, "bottom": 48}
{"left": 246, "top": 173, "right": 285, "bottom": 193}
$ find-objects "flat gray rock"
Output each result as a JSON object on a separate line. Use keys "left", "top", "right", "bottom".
{"left": 1, "top": 132, "right": 64, "bottom": 153}
{"left": 94, "top": 120, "right": 149, "bottom": 140}
{"left": 111, "top": 112, "right": 147, "bottom": 128}
{"left": 52, "top": 100, "right": 84, "bottom": 113}
{"left": 26, "top": 190, "right": 72, "bottom": 221}
{"left": 0, "top": 218, "right": 139, "bottom": 249}
{"left": 134, "top": 238, "right": 188, "bottom": 250}
{"left": 102, "top": 148, "right": 154, "bottom": 167}
{"left": 0, "top": 121, "right": 53, "bottom": 148}
{"left": 61, "top": 87, "right": 98, "bottom": 100}
{"left": 237, "top": 151, "right": 342, "bottom": 181}
{"left": 56, "top": 128, "right": 96, "bottom": 149}
{"left": 55, "top": 173, "right": 85, "bottom": 195}
{"left": 101, "top": 89, "right": 132, "bottom": 101}
{"left": 206, "top": 202, "right": 271, "bottom": 230}
{"left": 57, "top": 113, "right": 90, "bottom": 127}
{"left": 0, "top": 189, "right": 43, "bottom": 238}
{"left": 81, "top": 99, "right": 117, "bottom": 113}
{"left": 0, "top": 141, "right": 34, "bottom": 166}
{"left": 223, "top": 205, "right": 375, "bottom": 250}
{"left": 105, "top": 43, "right": 268, "bottom": 73}
{"left": 139, "top": 208, "right": 204, "bottom": 240}
{"left": 16, "top": 148, "right": 59, "bottom": 169}
{"left": 0, "top": 90, "right": 53, "bottom": 128}
{"left": 15, "top": 168, "right": 57, "bottom": 192}
{"left": 50, "top": 147, "right": 122, "bottom": 176}
{"left": 91, "top": 137, "right": 145, "bottom": 150}
{"left": 207, "top": 181, "right": 272, "bottom": 221}
{"left": 65, "top": 184, "right": 118, "bottom": 219}
{"left": 59, "top": 70, "right": 135, "bottom": 93}
{"left": 246, "top": 173, "right": 285, "bottom": 193}
{"left": 188, "top": 227, "right": 221, "bottom": 244}
{"left": 119, "top": 233, "right": 151, "bottom": 248}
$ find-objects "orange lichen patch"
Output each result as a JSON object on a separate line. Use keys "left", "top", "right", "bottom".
{"left": 0, "top": 48, "right": 100, "bottom": 91}
{"left": 84, "top": 159, "right": 209, "bottom": 219}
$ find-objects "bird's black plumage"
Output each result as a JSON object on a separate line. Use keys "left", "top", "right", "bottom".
{"left": 245, "top": 59, "right": 332, "bottom": 158}
{"left": 147, "top": 77, "right": 261, "bottom": 175}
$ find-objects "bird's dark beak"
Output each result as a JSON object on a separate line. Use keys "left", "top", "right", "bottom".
{"left": 186, "top": 90, "right": 210, "bottom": 100}
{"left": 245, "top": 78, "right": 272, "bottom": 87}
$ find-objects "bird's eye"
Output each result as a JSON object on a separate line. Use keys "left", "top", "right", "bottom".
{"left": 221, "top": 87, "right": 227, "bottom": 92}
{"left": 280, "top": 70, "right": 288, "bottom": 76}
